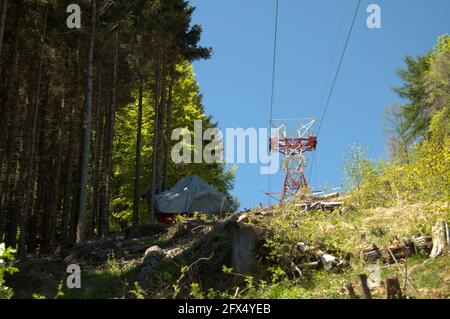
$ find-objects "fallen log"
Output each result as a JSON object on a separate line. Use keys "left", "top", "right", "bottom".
{"left": 362, "top": 244, "right": 382, "bottom": 262}
{"left": 410, "top": 236, "right": 433, "bottom": 254}
{"left": 363, "top": 236, "right": 432, "bottom": 264}
{"left": 294, "top": 242, "right": 347, "bottom": 272}
{"left": 299, "top": 201, "right": 344, "bottom": 211}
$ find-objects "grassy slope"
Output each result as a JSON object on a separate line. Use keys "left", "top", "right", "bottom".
{"left": 9, "top": 203, "right": 450, "bottom": 299}
{"left": 249, "top": 202, "right": 449, "bottom": 299}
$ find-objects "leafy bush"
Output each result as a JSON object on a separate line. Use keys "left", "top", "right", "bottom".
{"left": 344, "top": 108, "right": 449, "bottom": 208}
{"left": 0, "top": 243, "right": 18, "bottom": 299}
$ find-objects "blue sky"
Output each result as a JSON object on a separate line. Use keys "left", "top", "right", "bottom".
{"left": 189, "top": 0, "right": 450, "bottom": 209}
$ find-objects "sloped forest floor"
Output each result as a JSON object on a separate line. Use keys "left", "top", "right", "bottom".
{"left": 8, "top": 202, "right": 450, "bottom": 299}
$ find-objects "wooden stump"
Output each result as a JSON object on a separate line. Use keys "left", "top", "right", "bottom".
{"left": 346, "top": 283, "right": 358, "bottom": 299}
{"left": 358, "top": 274, "right": 372, "bottom": 299}
{"left": 385, "top": 276, "right": 403, "bottom": 299}
{"left": 430, "top": 221, "right": 449, "bottom": 258}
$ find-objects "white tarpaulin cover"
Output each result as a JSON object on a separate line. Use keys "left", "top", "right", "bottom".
{"left": 154, "top": 175, "right": 225, "bottom": 215}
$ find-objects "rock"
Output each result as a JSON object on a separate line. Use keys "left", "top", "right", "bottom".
{"left": 143, "top": 245, "right": 164, "bottom": 266}
{"left": 231, "top": 225, "right": 256, "bottom": 275}
{"left": 139, "top": 246, "right": 166, "bottom": 282}
{"left": 222, "top": 220, "right": 240, "bottom": 233}
{"left": 237, "top": 214, "right": 249, "bottom": 223}
{"left": 227, "top": 213, "right": 240, "bottom": 223}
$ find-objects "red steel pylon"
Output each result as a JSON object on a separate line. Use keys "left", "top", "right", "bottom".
{"left": 267, "top": 118, "right": 317, "bottom": 203}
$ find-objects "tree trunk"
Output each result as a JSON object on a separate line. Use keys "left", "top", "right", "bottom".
{"left": 430, "top": 221, "right": 449, "bottom": 258}
{"left": 38, "top": 81, "right": 52, "bottom": 253}
{"left": 157, "top": 62, "right": 167, "bottom": 193}
{"left": 102, "top": 30, "right": 118, "bottom": 237}
{"left": 89, "top": 59, "right": 102, "bottom": 238}
{"left": 0, "top": 0, "right": 21, "bottom": 247}
{"left": 0, "top": 0, "right": 7, "bottom": 61}
{"left": 148, "top": 51, "right": 161, "bottom": 224}
{"left": 60, "top": 106, "right": 76, "bottom": 246}
{"left": 48, "top": 65, "right": 67, "bottom": 248}
{"left": 76, "top": 0, "right": 96, "bottom": 243}
{"left": 133, "top": 72, "right": 144, "bottom": 226}
{"left": 18, "top": 8, "right": 47, "bottom": 259}
{"left": 162, "top": 64, "right": 174, "bottom": 191}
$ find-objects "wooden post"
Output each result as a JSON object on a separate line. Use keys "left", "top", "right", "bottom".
{"left": 385, "top": 276, "right": 403, "bottom": 299}
{"left": 346, "top": 283, "right": 358, "bottom": 299}
{"left": 358, "top": 274, "right": 372, "bottom": 299}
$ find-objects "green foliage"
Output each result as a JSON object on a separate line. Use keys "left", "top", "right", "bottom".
{"left": 346, "top": 106, "right": 449, "bottom": 208}
{"left": 343, "top": 144, "right": 387, "bottom": 208}
{"left": 392, "top": 53, "right": 431, "bottom": 142}
{"left": 381, "top": 35, "right": 450, "bottom": 204}
{"left": 391, "top": 34, "right": 450, "bottom": 146}
{"left": 425, "top": 34, "right": 450, "bottom": 110}
{"left": 112, "top": 61, "right": 236, "bottom": 225}
{"left": 128, "top": 282, "right": 145, "bottom": 299}
{"left": 0, "top": 243, "right": 18, "bottom": 299}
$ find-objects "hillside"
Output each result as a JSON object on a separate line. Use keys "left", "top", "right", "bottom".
{"left": 6, "top": 201, "right": 449, "bottom": 299}
{"left": 0, "top": 1, "right": 449, "bottom": 301}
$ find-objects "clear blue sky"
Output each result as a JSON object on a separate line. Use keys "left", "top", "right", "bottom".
{"left": 189, "top": 0, "right": 450, "bottom": 209}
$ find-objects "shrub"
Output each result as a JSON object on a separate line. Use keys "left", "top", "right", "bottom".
{"left": 0, "top": 243, "right": 18, "bottom": 299}
{"left": 344, "top": 108, "right": 449, "bottom": 208}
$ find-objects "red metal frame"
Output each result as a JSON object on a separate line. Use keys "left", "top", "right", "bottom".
{"left": 267, "top": 119, "right": 317, "bottom": 203}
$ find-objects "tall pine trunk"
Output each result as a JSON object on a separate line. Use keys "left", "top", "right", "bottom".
{"left": 149, "top": 51, "right": 162, "bottom": 223}
{"left": 132, "top": 71, "right": 144, "bottom": 226}
{"left": 60, "top": 45, "right": 81, "bottom": 247}
{"left": 162, "top": 64, "right": 175, "bottom": 191}
{"left": 102, "top": 30, "right": 118, "bottom": 236}
{"left": 49, "top": 95, "right": 64, "bottom": 248}
{"left": 157, "top": 62, "right": 167, "bottom": 193}
{"left": 18, "top": 9, "right": 47, "bottom": 259}
{"left": 77, "top": 0, "right": 96, "bottom": 243}
{"left": 0, "top": 0, "right": 8, "bottom": 62}
{"left": 89, "top": 59, "right": 102, "bottom": 237}
{"left": 0, "top": 0, "right": 21, "bottom": 246}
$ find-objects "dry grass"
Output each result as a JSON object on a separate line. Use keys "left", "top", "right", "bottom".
{"left": 267, "top": 202, "right": 449, "bottom": 257}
